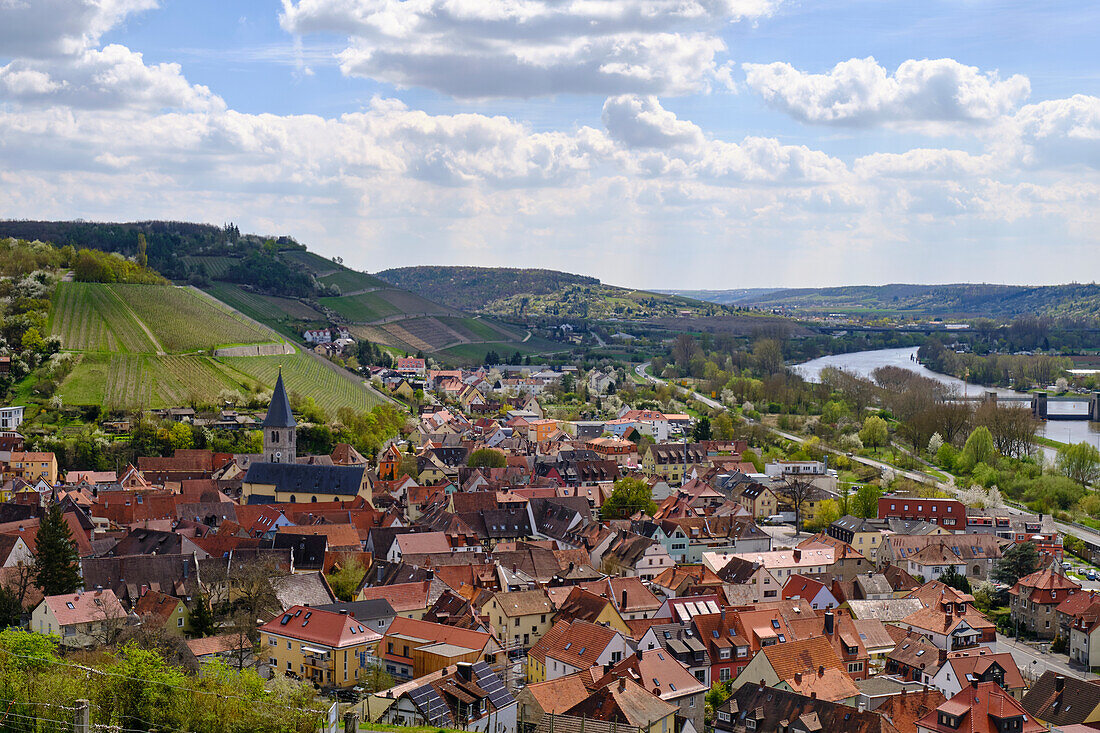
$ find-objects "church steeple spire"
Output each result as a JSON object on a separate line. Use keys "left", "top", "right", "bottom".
{"left": 263, "top": 369, "right": 296, "bottom": 463}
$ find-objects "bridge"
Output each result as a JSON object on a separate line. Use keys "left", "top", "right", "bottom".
{"left": 958, "top": 391, "right": 1100, "bottom": 420}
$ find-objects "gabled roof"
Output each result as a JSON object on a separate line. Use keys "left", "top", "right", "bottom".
{"left": 565, "top": 678, "right": 677, "bottom": 728}
{"left": 243, "top": 463, "right": 365, "bottom": 496}
{"left": 943, "top": 648, "right": 1025, "bottom": 690}
{"left": 917, "top": 681, "right": 1044, "bottom": 733}
{"left": 260, "top": 604, "right": 382, "bottom": 648}
{"left": 42, "top": 589, "right": 126, "bottom": 626}
{"left": 759, "top": 635, "right": 858, "bottom": 701}
{"left": 1022, "top": 670, "right": 1100, "bottom": 726}
{"left": 718, "top": 683, "right": 898, "bottom": 733}
{"left": 596, "top": 648, "right": 707, "bottom": 701}
{"left": 529, "top": 618, "right": 621, "bottom": 669}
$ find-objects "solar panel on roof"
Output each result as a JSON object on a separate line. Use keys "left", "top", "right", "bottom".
{"left": 704, "top": 601, "right": 720, "bottom": 613}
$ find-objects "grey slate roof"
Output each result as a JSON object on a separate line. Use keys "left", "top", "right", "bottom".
{"left": 263, "top": 371, "right": 296, "bottom": 428}
{"left": 243, "top": 462, "right": 364, "bottom": 496}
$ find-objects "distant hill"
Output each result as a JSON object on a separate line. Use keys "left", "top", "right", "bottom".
{"left": 671, "top": 282, "right": 1100, "bottom": 320}
{"left": 656, "top": 288, "right": 783, "bottom": 305}
{"left": 377, "top": 265, "right": 729, "bottom": 320}
{"left": 0, "top": 220, "right": 558, "bottom": 365}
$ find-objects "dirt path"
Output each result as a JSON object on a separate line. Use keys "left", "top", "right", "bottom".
{"left": 107, "top": 285, "right": 166, "bottom": 355}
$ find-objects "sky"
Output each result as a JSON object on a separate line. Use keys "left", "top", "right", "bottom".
{"left": 1, "top": 1, "right": 1099, "bottom": 289}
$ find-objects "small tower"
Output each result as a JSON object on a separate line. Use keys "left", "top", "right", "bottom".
{"left": 263, "top": 370, "right": 297, "bottom": 464}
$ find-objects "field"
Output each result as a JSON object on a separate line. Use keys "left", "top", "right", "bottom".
{"left": 438, "top": 316, "right": 520, "bottom": 342}
{"left": 60, "top": 353, "right": 252, "bottom": 409}
{"left": 319, "top": 291, "right": 401, "bottom": 323}
{"left": 376, "top": 289, "right": 456, "bottom": 316}
{"left": 221, "top": 351, "right": 387, "bottom": 414}
{"left": 438, "top": 337, "right": 564, "bottom": 364}
{"left": 318, "top": 269, "right": 388, "bottom": 293}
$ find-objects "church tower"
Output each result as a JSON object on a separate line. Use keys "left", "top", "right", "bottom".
{"left": 263, "top": 370, "right": 297, "bottom": 463}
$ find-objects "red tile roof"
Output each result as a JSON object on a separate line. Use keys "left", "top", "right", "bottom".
{"left": 43, "top": 589, "right": 126, "bottom": 626}
{"left": 916, "top": 681, "right": 1044, "bottom": 733}
{"left": 259, "top": 605, "right": 382, "bottom": 649}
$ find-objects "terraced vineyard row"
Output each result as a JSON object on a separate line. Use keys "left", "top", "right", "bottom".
{"left": 60, "top": 353, "right": 257, "bottom": 409}
{"left": 116, "top": 284, "right": 274, "bottom": 352}
{"left": 49, "top": 282, "right": 156, "bottom": 352}
{"left": 222, "top": 351, "right": 387, "bottom": 414}
{"left": 181, "top": 256, "right": 240, "bottom": 278}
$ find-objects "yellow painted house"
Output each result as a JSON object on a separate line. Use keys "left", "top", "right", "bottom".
{"left": 484, "top": 589, "right": 553, "bottom": 652}
{"left": 259, "top": 605, "right": 382, "bottom": 689}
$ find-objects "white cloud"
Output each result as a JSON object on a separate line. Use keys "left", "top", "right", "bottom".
{"left": 854, "top": 149, "right": 997, "bottom": 179}
{"left": 742, "top": 56, "right": 1030, "bottom": 128}
{"left": 280, "top": 0, "right": 780, "bottom": 97}
{"left": 1010, "top": 95, "right": 1100, "bottom": 169}
{"left": 1, "top": 45, "right": 224, "bottom": 111}
{"left": 602, "top": 95, "right": 704, "bottom": 148}
{"left": 0, "top": 0, "right": 157, "bottom": 57}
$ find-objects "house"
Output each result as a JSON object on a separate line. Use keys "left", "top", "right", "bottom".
{"left": 563, "top": 677, "right": 678, "bottom": 733}
{"left": 526, "top": 618, "right": 630, "bottom": 682}
{"left": 1008, "top": 561, "right": 1082, "bottom": 640}
{"left": 885, "top": 630, "right": 944, "bottom": 684}
{"left": 729, "top": 547, "right": 834, "bottom": 582}
{"left": 185, "top": 634, "right": 255, "bottom": 668}
{"left": 929, "top": 648, "right": 1025, "bottom": 700}
{"left": 6, "top": 451, "right": 58, "bottom": 484}
{"left": 915, "top": 681, "right": 1044, "bottom": 733}
{"left": 1022, "top": 670, "right": 1100, "bottom": 728}
{"left": 714, "top": 682, "right": 899, "bottom": 733}
{"left": 0, "top": 406, "right": 24, "bottom": 431}
{"left": 636, "top": 621, "right": 712, "bottom": 687}
{"left": 730, "top": 635, "right": 860, "bottom": 704}
{"left": 787, "top": 610, "right": 871, "bottom": 681}
{"left": 828, "top": 515, "right": 884, "bottom": 555}
{"left": 241, "top": 462, "right": 370, "bottom": 505}
{"left": 484, "top": 588, "right": 554, "bottom": 652}
{"left": 31, "top": 589, "right": 129, "bottom": 649}
{"left": 736, "top": 483, "right": 780, "bottom": 519}
{"left": 1067, "top": 598, "right": 1100, "bottom": 668}
{"left": 553, "top": 587, "right": 631, "bottom": 635}
{"left": 878, "top": 534, "right": 1006, "bottom": 581}
{"left": 782, "top": 575, "right": 839, "bottom": 610}
{"left": 598, "top": 649, "right": 708, "bottom": 732}
{"left": 378, "top": 444, "right": 404, "bottom": 482}
{"left": 378, "top": 617, "right": 501, "bottom": 680}
{"left": 133, "top": 587, "right": 189, "bottom": 633}
{"left": 578, "top": 576, "right": 662, "bottom": 620}
{"left": 313, "top": 599, "right": 397, "bottom": 635}
{"left": 897, "top": 602, "right": 994, "bottom": 652}
{"left": 601, "top": 533, "right": 674, "bottom": 581}
{"left": 516, "top": 672, "right": 598, "bottom": 727}
{"left": 259, "top": 605, "right": 383, "bottom": 688}
{"left": 904, "top": 543, "right": 967, "bottom": 582}
{"left": 396, "top": 357, "right": 427, "bottom": 376}
{"left": 372, "top": 661, "right": 517, "bottom": 733}
{"left": 641, "top": 443, "right": 707, "bottom": 482}
{"left": 358, "top": 580, "right": 439, "bottom": 619}
{"left": 878, "top": 496, "right": 966, "bottom": 529}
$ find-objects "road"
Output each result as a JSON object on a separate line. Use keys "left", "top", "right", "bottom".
{"left": 996, "top": 633, "right": 1096, "bottom": 681}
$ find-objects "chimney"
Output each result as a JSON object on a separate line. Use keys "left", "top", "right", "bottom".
{"left": 817, "top": 666, "right": 825, "bottom": 677}
{"left": 810, "top": 692, "right": 817, "bottom": 700}
{"left": 793, "top": 549, "right": 801, "bottom": 562}
{"left": 794, "top": 672, "right": 802, "bottom": 684}
{"left": 339, "top": 609, "right": 348, "bottom": 615}
{"left": 426, "top": 569, "right": 435, "bottom": 581}
{"left": 824, "top": 611, "right": 834, "bottom": 636}
{"left": 971, "top": 678, "right": 978, "bottom": 689}
{"left": 622, "top": 590, "right": 628, "bottom": 610}
{"left": 619, "top": 678, "right": 627, "bottom": 692}
{"left": 1056, "top": 675, "right": 1065, "bottom": 692}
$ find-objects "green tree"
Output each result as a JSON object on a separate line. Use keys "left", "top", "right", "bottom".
{"left": 0, "top": 586, "right": 22, "bottom": 629}
{"left": 99, "top": 643, "right": 188, "bottom": 731}
{"left": 326, "top": 558, "right": 366, "bottom": 602}
{"left": 741, "top": 449, "right": 764, "bottom": 473}
{"left": 137, "top": 232, "right": 148, "bottom": 268}
{"left": 168, "top": 421, "right": 194, "bottom": 450}
{"left": 20, "top": 327, "right": 46, "bottom": 353}
{"left": 962, "top": 426, "right": 996, "bottom": 468}
{"left": 939, "top": 566, "right": 972, "bottom": 594}
{"left": 805, "top": 498, "right": 840, "bottom": 532}
{"left": 838, "top": 482, "right": 851, "bottom": 515}
{"left": 601, "top": 477, "right": 657, "bottom": 519}
{"left": 360, "top": 662, "right": 395, "bottom": 693}
{"left": 1057, "top": 442, "right": 1100, "bottom": 486}
{"left": 467, "top": 448, "right": 507, "bottom": 468}
{"left": 712, "top": 412, "right": 734, "bottom": 440}
{"left": 692, "top": 416, "right": 712, "bottom": 442}
{"left": 189, "top": 594, "right": 216, "bottom": 638}
{"left": 821, "top": 400, "right": 849, "bottom": 425}
{"left": 859, "top": 415, "right": 889, "bottom": 451}
{"left": 994, "top": 542, "right": 1040, "bottom": 586}
{"left": 33, "top": 503, "right": 81, "bottom": 596}
{"left": 851, "top": 484, "right": 882, "bottom": 519}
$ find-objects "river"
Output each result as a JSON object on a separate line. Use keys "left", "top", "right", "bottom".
{"left": 793, "top": 346, "right": 1100, "bottom": 455}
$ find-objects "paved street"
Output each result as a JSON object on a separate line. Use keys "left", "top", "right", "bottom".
{"left": 995, "top": 633, "right": 1097, "bottom": 681}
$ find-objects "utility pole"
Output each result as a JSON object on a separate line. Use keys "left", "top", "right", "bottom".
{"left": 73, "top": 700, "right": 90, "bottom": 733}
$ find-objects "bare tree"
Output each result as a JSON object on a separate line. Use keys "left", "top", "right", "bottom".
{"left": 775, "top": 476, "right": 823, "bottom": 535}
{"left": 88, "top": 594, "right": 131, "bottom": 647}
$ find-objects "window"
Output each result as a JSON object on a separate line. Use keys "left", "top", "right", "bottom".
{"left": 287, "top": 640, "right": 292, "bottom": 649}
{"left": 848, "top": 662, "right": 863, "bottom": 673}
{"left": 514, "top": 618, "right": 520, "bottom": 627}
{"left": 719, "top": 649, "right": 730, "bottom": 660}
{"left": 689, "top": 697, "right": 695, "bottom": 707}
{"left": 720, "top": 668, "right": 731, "bottom": 681}
{"left": 177, "top": 617, "right": 184, "bottom": 627}
{"left": 747, "top": 720, "right": 756, "bottom": 731}
{"left": 718, "top": 712, "right": 730, "bottom": 723}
